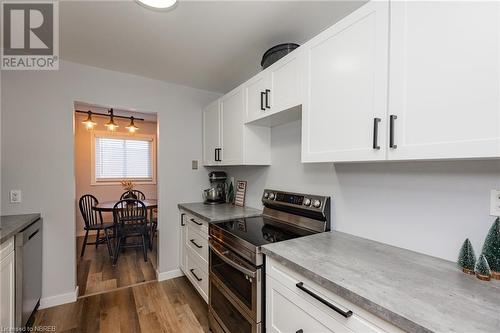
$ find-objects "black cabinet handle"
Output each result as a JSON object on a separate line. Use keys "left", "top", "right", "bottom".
{"left": 180, "top": 213, "right": 186, "bottom": 226}
{"left": 260, "top": 91, "right": 265, "bottom": 111}
{"left": 265, "top": 89, "right": 271, "bottom": 109}
{"left": 373, "top": 118, "right": 381, "bottom": 150}
{"left": 190, "top": 269, "right": 202, "bottom": 282}
{"left": 28, "top": 229, "right": 40, "bottom": 240}
{"left": 214, "top": 148, "right": 218, "bottom": 162}
{"left": 214, "top": 148, "right": 221, "bottom": 162}
{"left": 190, "top": 239, "right": 203, "bottom": 249}
{"left": 389, "top": 115, "right": 397, "bottom": 149}
{"left": 296, "top": 282, "right": 353, "bottom": 318}
{"left": 190, "top": 218, "right": 203, "bottom": 226}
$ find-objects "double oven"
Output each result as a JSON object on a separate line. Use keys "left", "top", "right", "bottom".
{"left": 208, "top": 189, "right": 331, "bottom": 333}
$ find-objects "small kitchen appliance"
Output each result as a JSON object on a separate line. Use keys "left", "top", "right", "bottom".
{"left": 203, "top": 171, "right": 227, "bottom": 205}
{"left": 208, "top": 189, "right": 330, "bottom": 333}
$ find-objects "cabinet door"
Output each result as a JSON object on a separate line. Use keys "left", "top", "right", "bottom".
{"left": 221, "top": 88, "right": 245, "bottom": 164}
{"left": 245, "top": 72, "right": 271, "bottom": 122}
{"left": 301, "top": 1, "right": 389, "bottom": 162}
{"left": 269, "top": 53, "right": 302, "bottom": 113}
{"left": 203, "top": 99, "right": 221, "bottom": 166}
{"left": 388, "top": 1, "right": 500, "bottom": 160}
{"left": 1, "top": 251, "right": 15, "bottom": 332}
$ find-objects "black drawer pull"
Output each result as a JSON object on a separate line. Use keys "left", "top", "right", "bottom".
{"left": 28, "top": 229, "right": 40, "bottom": 240}
{"left": 190, "top": 239, "right": 203, "bottom": 249}
{"left": 389, "top": 115, "right": 397, "bottom": 149}
{"left": 180, "top": 213, "right": 186, "bottom": 226}
{"left": 190, "top": 218, "right": 203, "bottom": 226}
{"left": 265, "top": 89, "right": 271, "bottom": 109}
{"left": 296, "top": 282, "right": 353, "bottom": 318}
{"left": 190, "top": 269, "right": 202, "bottom": 282}
{"left": 260, "top": 91, "right": 265, "bottom": 111}
{"left": 373, "top": 117, "right": 381, "bottom": 150}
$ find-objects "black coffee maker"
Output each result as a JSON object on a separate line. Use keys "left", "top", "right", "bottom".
{"left": 202, "top": 171, "right": 227, "bottom": 204}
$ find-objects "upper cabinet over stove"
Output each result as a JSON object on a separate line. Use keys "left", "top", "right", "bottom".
{"left": 202, "top": 0, "right": 500, "bottom": 166}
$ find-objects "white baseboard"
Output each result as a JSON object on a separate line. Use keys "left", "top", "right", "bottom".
{"left": 39, "top": 286, "right": 79, "bottom": 309}
{"left": 157, "top": 268, "right": 184, "bottom": 281}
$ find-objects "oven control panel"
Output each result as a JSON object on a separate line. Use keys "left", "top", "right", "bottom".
{"left": 262, "top": 190, "right": 328, "bottom": 211}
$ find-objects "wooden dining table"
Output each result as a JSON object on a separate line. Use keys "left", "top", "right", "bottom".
{"left": 93, "top": 199, "right": 158, "bottom": 212}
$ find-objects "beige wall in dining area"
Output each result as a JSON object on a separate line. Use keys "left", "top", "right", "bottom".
{"left": 74, "top": 113, "right": 158, "bottom": 236}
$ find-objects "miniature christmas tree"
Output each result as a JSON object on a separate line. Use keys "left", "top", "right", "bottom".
{"left": 475, "top": 254, "right": 491, "bottom": 281}
{"left": 457, "top": 238, "right": 476, "bottom": 274}
{"left": 481, "top": 217, "right": 500, "bottom": 280}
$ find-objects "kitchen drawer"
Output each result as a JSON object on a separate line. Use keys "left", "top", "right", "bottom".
{"left": 186, "top": 224, "right": 208, "bottom": 264}
{"left": 0, "top": 237, "right": 14, "bottom": 261}
{"left": 186, "top": 251, "right": 208, "bottom": 302}
{"left": 266, "top": 257, "right": 403, "bottom": 333}
{"left": 267, "top": 275, "right": 342, "bottom": 333}
{"left": 185, "top": 213, "right": 209, "bottom": 235}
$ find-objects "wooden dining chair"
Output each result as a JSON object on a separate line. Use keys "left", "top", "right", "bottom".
{"left": 79, "top": 194, "right": 114, "bottom": 259}
{"left": 120, "top": 190, "right": 146, "bottom": 200}
{"left": 112, "top": 199, "right": 149, "bottom": 265}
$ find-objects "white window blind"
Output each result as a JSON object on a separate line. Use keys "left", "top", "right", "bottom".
{"left": 95, "top": 137, "right": 153, "bottom": 180}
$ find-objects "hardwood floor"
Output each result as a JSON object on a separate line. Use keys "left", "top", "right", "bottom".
{"left": 77, "top": 235, "right": 158, "bottom": 297}
{"left": 34, "top": 277, "right": 210, "bottom": 333}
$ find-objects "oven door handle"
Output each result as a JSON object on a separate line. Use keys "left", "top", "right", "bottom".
{"left": 209, "top": 240, "right": 256, "bottom": 278}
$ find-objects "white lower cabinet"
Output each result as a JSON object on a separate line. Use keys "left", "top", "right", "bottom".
{"left": 266, "top": 257, "right": 404, "bottom": 333}
{"left": 179, "top": 210, "right": 209, "bottom": 303}
{"left": 1, "top": 237, "right": 15, "bottom": 333}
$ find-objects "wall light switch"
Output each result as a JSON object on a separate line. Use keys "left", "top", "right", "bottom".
{"left": 490, "top": 189, "right": 500, "bottom": 216}
{"left": 192, "top": 160, "right": 198, "bottom": 170}
{"left": 10, "top": 190, "right": 21, "bottom": 203}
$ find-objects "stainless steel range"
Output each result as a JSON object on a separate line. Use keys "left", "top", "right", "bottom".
{"left": 208, "top": 189, "right": 331, "bottom": 333}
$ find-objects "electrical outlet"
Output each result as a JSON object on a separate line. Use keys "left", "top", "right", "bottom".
{"left": 490, "top": 190, "right": 500, "bottom": 216}
{"left": 10, "top": 190, "right": 21, "bottom": 203}
{"left": 192, "top": 160, "right": 198, "bottom": 170}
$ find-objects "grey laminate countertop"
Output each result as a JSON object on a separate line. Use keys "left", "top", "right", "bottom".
{"left": 262, "top": 231, "right": 500, "bottom": 333}
{"left": 0, "top": 214, "right": 41, "bottom": 244}
{"left": 178, "top": 202, "right": 262, "bottom": 223}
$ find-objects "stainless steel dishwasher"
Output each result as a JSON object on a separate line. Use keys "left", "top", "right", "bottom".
{"left": 15, "top": 218, "right": 42, "bottom": 328}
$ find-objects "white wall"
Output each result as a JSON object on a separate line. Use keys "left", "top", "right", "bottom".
{"left": 221, "top": 120, "right": 500, "bottom": 262}
{"left": 1, "top": 61, "right": 219, "bottom": 303}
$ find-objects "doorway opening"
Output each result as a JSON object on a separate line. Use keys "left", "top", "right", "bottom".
{"left": 73, "top": 101, "right": 158, "bottom": 297}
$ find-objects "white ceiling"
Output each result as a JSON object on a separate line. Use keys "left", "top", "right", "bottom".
{"left": 61, "top": 1, "right": 365, "bottom": 93}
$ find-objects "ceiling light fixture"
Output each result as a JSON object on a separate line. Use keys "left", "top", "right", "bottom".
{"left": 82, "top": 110, "right": 97, "bottom": 130}
{"left": 125, "top": 117, "right": 139, "bottom": 133}
{"left": 76, "top": 108, "right": 145, "bottom": 133}
{"left": 136, "top": 0, "right": 177, "bottom": 10}
{"left": 104, "top": 109, "right": 119, "bottom": 131}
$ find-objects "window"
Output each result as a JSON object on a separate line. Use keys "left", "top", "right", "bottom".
{"left": 92, "top": 133, "right": 156, "bottom": 184}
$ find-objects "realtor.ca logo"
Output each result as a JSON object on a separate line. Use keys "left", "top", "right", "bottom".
{"left": 1, "top": 1, "right": 59, "bottom": 70}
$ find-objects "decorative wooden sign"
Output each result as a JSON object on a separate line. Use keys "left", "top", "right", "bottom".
{"left": 234, "top": 180, "right": 247, "bottom": 207}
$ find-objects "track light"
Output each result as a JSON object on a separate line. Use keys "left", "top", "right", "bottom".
{"left": 105, "top": 109, "right": 119, "bottom": 131}
{"left": 82, "top": 111, "right": 97, "bottom": 130}
{"left": 126, "top": 117, "right": 139, "bottom": 133}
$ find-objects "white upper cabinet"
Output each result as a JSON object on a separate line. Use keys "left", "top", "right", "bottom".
{"left": 220, "top": 87, "right": 245, "bottom": 164}
{"left": 301, "top": 1, "right": 389, "bottom": 162}
{"left": 245, "top": 72, "right": 271, "bottom": 122}
{"left": 203, "top": 86, "right": 271, "bottom": 166}
{"left": 245, "top": 52, "right": 302, "bottom": 124}
{"left": 388, "top": 1, "right": 500, "bottom": 160}
{"left": 202, "top": 99, "right": 221, "bottom": 166}
{"left": 268, "top": 52, "right": 302, "bottom": 115}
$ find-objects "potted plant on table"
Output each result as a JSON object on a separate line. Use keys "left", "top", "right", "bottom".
{"left": 121, "top": 180, "right": 137, "bottom": 199}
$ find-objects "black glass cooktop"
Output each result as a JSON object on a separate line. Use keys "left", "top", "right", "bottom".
{"left": 213, "top": 216, "right": 314, "bottom": 247}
